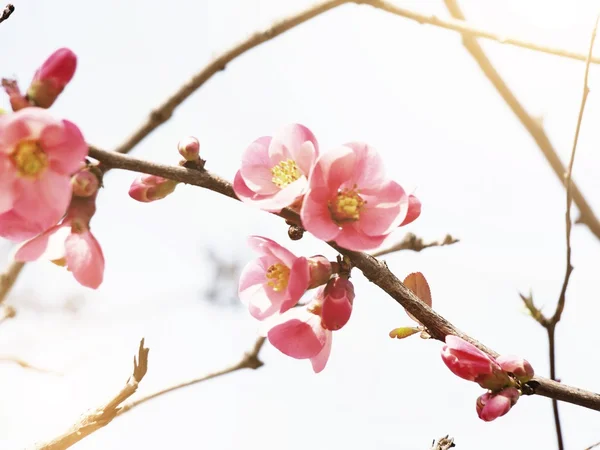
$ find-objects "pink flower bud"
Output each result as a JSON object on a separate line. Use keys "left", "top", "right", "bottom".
{"left": 71, "top": 169, "right": 100, "bottom": 198}
{"left": 496, "top": 355, "right": 535, "bottom": 383}
{"left": 178, "top": 136, "right": 200, "bottom": 161}
{"left": 307, "top": 255, "right": 332, "bottom": 289}
{"left": 476, "top": 387, "right": 520, "bottom": 422}
{"left": 441, "top": 336, "right": 501, "bottom": 383}
{"left": 129, "top": 175, "right": 178, "bottom": 202}
{"left": 27, "top": 48, "right": 77, "bottom": 108}
{"left": 320, "top": 276, "right": 354, "bottom": 331}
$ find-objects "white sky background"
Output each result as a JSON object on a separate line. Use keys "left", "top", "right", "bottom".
{"left": 1, "top": 0, "right": 600, "bottom": 448}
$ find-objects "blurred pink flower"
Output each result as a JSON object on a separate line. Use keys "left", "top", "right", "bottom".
{"left": 320, "top": 276, "right": 354, "bottom": 331}
{"left": 0, "top": 107, "right": 88, "bottom": 241}
{"left": 129, "top": 174, "right": 178, "bottom": 202}
{"left": 476, "top": 387, "right": 520, "bottom": 422}
{"left": 233, "top": 124, "right": 319, "bottom": 212}
{"left": 28, "top": 48, "right": 77, "bottom": 108}
{"left": 238, "top": 236, "right": 310, "bottom": 320}
{"left": 301, "top": 142, "right": 417, "bottom": 251}
{"left": 14, "top": 196, "right": 104, "bottom": 289}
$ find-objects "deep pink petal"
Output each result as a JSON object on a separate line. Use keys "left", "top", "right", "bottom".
{"left": 400, "top": 194, "right": 421, "bottom": 226}
{"left": 270, "top": 124, "right": 318, "bottom": 175}
{"left": 267, "top": 309, "right": 326, "bottom": 359}
{"left": 301, "top": 188, "right": 340, "bottom": 242}
{"left": 280, "top": 257, "right": 310, "bottom": 313}
{"left": 334, "top": 225, "right": 387, "bottom": 251}
{"left": 240, "top": 136, "right": 279, "bottom": 195}
{"left": 0, "top": 155, "right": 16, "bottom": 214}
{"left": 42, "top": 119, "right": 88, "bottom": 174}
{"left": 247, "top": 236, "right": 297, "bottom": 268}
{"left": 358, "top": 181, "right": 408, "bottom": 236}
{"left": 310, "top": 330, "right": 332, "bottom": 373}
{"left": 344, "top": 142, "right": 386, "bottom": 188}
{"left": 64, "top": 231, "right": 105, "bottom": 289}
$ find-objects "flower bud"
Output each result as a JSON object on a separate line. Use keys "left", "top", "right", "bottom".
{"left": 129, "top": 175, "right": 178, "bottom": 202}
{"left": 441, "top": 335, "right": 501, "bottom": 383}
{"left": 307, "top": 255, "right": 332, "bottom": 289}
{"left": 27, "top": 48, "right": 77, "bottom": 108}
{"left": 71, "top": 169, "right": 100, "bottom": 198}
{"left": 178, "top": 136, "right": 200, "bottom": 161}
{"left": 476, "top": 387, "right": 520, "bottom": 422}
{"left": 320, "top": 276, "right": 354, "bottom": 331}
{"left": 496, "top": 355, "right": 535, "bottom": 383}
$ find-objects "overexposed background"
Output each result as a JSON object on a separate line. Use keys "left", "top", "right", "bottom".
{"left": 1, "top": 0, "right": 600, "bottom": 448}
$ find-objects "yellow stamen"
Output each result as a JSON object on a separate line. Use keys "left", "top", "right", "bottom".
{"left": 11, "top": 140, "right": 48, "bottom": 178}
{"left": 271, "top": 159, "right": 301, "bottom": 188}
{"left": 266, "top": 263, "right": 290, "bottom": 292}
{"left": 328, "top": 186, "right": 366, "bottom": 224}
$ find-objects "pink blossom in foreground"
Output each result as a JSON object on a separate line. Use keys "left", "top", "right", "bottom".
{"left": 0, "top": 107, "right": 88, "bottom": 241}
{"left": 476, "top": 387, "right": 520, "bottom": 422}
{"left": 267, "top": 300, "right": 333, "bottom": 373}
{"left": 129, "top": 175, "right": 178, "bottom": 202}
{"left": 233, "top": 124, "right": 319, "bottom": 212}
{"left": 441, "top": 336, "right": 505, "bottom": 386}
{"left": 14, "top": 195, "right": 104, "bottom": 289}
{"left": 28, "top": 48, "right": 77, "bottom": 108}
{"left": 238, "top": 236, "right": 310, "bottom": 320}
{"left": 320, "top": 276, "right": 354, "bottom": 331}
{"left": 496, "top": 355, "right": 534, "bottom": 383}
{"left": 301, "top": 142, "right": 419, "bottom": 251}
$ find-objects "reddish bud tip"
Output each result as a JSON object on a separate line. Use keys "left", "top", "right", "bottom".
{"left": 129, "top": 175, "right": 178, "bottom": 202}
{"left": 496, "top": 355, "right": 535, "bottom": 383}
{"left": 178, "top": 136, "right": 200, "bottom": 161}
{"left": 476, "top": 387, "right": 520, "bottom": 422}
{"left": 320, "top": 276, "right": 354, "bottom": 331}
{"left": 27, "top": 48, "right": 77, "bottom": 108}
{"left": 71, "top": 169, "right": 100, "bottom": 198}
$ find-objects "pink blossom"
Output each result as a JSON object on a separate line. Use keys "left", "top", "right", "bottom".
{"left": 28, "top": 48, "right": 77, "bottom": 108}
{"left": 320, "top": 276, "right": 354, "bottom": 331}
{"left": 129, "top": 175, "right": 178, "bottom": 202}
{"left": 14, "top": 196, "right": 104, "bottom": 289}
{"left": 266, "top": 303, "right": 333, "bottom": 373}
{"left": 496, "top": 355, "right": 534, "bottom": 383}
{"left": 476, "top": 387, "right": 520, "bottom": 422}
{"left": 301, "top": 143, "right": 414, "bottom": 251}
{"left": 0, "top": 107, "right": 88, "bottom": 241}
{"left": 238, "top": 236, "right": 310, "bottom": 320}
{"left": 233, "top": 124, "right": 319, "bottom": 212}
{"left": 441, "top": 336, "right": 501, "bottom": 382}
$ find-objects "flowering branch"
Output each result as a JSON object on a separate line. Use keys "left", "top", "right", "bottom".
{"left": 442, "top": 0, "right": 600, "bottom": 242}
{"left": 32, "top": 339, "right": 149, "bottom": 450}
{"left": 0, "top": 260, "right": 25, "bottom": 305}
{"left": 0, "top": 3, "right": 14, "bottom": 25}
{"left": 117, "top": 336, "right": 265, "bottom": 417}
{"left": 371, "top": 233, "right": 459, "bottom": 257}
{"left": 86, "top": 145, "right": 600, "bottom": 412}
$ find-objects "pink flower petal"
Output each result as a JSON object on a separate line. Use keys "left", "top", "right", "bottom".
{"left": 14, "top": 224, "right": 63, "bottom": 261}
{"left": 64, "top": 231, "right": 104, "bottom": 289}
{"left": 280, "top": 256, "right": 310, "bottom": 313}
{"left": 400, "top": 194, "right": 421, "bottom": 226}
{"left": 310, "top": 330, "right": 332, "bottom": 373}
{"left": 267, "top": 309, "right": 327, "bottom": 359}
{"left": 358, "top": 181, "right": 408, "bottom": 236}
{"left": 42, "top": 119, "right": 88, "bottom": 174}
{"left": 0, "top": 156, "right": 16, "bottom": 214}
{"left": 13, "top": 171, "right": 70, "bottom": 228}
{"left": 239, "top": 136, "right": 279, "bottom": 195}
{"left": 311, "top": 146, "right": 357, "bottom": 192}
{"left": 333, "top": 224, "right": 387, "bottom": 251}
{"left": 0, "top": 210, "right": 49, "bottom": 241}
{"left": 238, "top": 256, "right": 286, "bottom": 320}
{"left": 247, "top": 235, "right": 297, "bottom": 268}
{"left": 300, "top": 187, "right": 341, "bottom": 242}
{"left": 270, "top": 124, "right": 318, "bottom": 175}
{"left": 344, "top": 142, "right": 386, "bottom": 189}
{"left": 0, "top": 112, "right": 34, "bottom": 151}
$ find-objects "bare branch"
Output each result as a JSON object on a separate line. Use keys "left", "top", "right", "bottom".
{"left": 371, "top": 232, "right": 459, "bottom": 257}
{"left": 87, "top": 146, "right": 600, "bottom": 412}
{"left": 0, "top": 356, "right": 61, "bottom": 374}
{"left": 442, "top": 0, "right": 600, "bottom": 241}
{"left": 585, "top": 440, "right": 600, "bottom": 450}
{"left": 32, "top": 339, "right": 149, "bottom": 450}
{"left": 0, "top": 4, "right": 14, "bottom": 25}
{"left": 0, "top": 260, "right": 24, "bottom": 305}
{"left": 118, "top": 336, "right": 265, "bottom": 417}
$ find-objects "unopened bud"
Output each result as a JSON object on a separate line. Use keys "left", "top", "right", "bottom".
{"left": 307, "top": 255, "right": 332, "bottom": 289}
{"left": 496, "top": 355, "right": 535, "bottom": 383}
{"left": 71, "top": 169, "right": 99, "bottom": 197}
{"left": 320, "top": 276, "right": 354, "bottom": 331}
{"left": 476, "top": 387, "right": 520, "bottom": 422}
{"left": 27, "top": 48, "right": 77, "bottom": 108}
{"left": 129, "top": 175, "right": 178, "bottom": 202}
{"left": 178, "top": 136, "right": 200, "bottom": 161}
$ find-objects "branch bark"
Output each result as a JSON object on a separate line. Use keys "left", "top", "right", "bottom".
{"left": 0, "top": 260, "right": 24, "bottom": 305}
{"left": 371, "top": 233, "right": 459, "bottom": 257}
{"left": 0, "top": 3, "right": 14, "bottom": 25}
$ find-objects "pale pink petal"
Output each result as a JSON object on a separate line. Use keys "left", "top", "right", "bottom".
{"left": 0, "top": 210, "right": 49, "bottom": 241}
{"left": 0, "top": 155, "right": 16, "bottom": 214}
{"left": 64, "top": 231, "right": 104, "bottom": 289}
{"left": 247, "top": 235, "right": 297, "bottom": 268}
{"left": 358, "top": 181, "right": 408, "bottom": 236}
{"left": 400, "top": 194, "right": 421, "bottom": 226}
{"left": 280, "top": 256, "right": 310, "bottom": 313}
{"left": 270, "top": 124, "right": 318, "bottom": 175}
{"left": 238, "top": 256, "right": 286, "bottom": 320}
{"left": 301, "top": 187, "right": 340, "bottom": 242}
{"left": 13, "top": 171, "right": 70, "bottom": 227}
{"left": 334, "top": 225, "right": 387, "bottom": 251}
{"left": 344, "top": 142, "right": 386, "bottom": 188}
{"left": 310, "top": 330, "right": 332, "bottom": 373}
{"left": 255, "top": 177, "right": 306, "bottom": 212}
{"left": 239, "top": 136, "right": 279, "bottom": 195}
{"left": 267, "top": 309, "right": 326, "bottom": 359}
{"left": 233, "top": 172, "right": 285, "bottom": 213}
{"left": 0, "top": 112, "right": 34, "bottom": 151}
{"left": 14, "top": 224, "right": 65, "bottom": 261}
{"left": 312, "top": 146, "right": 356, "bottom": 192}
{"left": 42, "top": 119, "right": 88, "bottom": 174}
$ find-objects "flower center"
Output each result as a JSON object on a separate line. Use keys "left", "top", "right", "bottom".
{"left": 266, "top": 263, "right": 290, "bottom": 292}
{"left": 329, "top": 186, "right": 366, "bottom": 224}
{"left": 271, "top": 159, "right": 301, "bottom": 188}
{"left": 11, "top": 140, "right": 48, "bottom": 178}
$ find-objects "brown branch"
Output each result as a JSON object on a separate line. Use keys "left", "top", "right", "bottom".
{"left": 0, "top": 304, "right": 16, "bottom": 325}
{"left": 0, "top": 356, "right": 61, "bottom": 374}
{"left": 371, "top": 232, "right": 459, "bottom": 257}
{"left": 0, "top": 260, "right": 25, "bottom": 305}
{"left": 117, "top": 336, "right": 265, "bottom": 417}
{"left": 0, "top": 4, "right": 14, "bottom": 25}
{"left": 585, "top": 440, "right": 600, "bottom": 450}
{"left": 32, "top": 339, "right": 149, "bottom": 450}
{"left": 430, "top": 435, "right": 455, "bottom": 450}
{"left": 87, "top": 146, "right": 600, "bottom": 412}
{"left": 442, "top": 0, "right": 600, "bottom": 241}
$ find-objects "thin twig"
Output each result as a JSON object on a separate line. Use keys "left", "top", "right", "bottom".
{"left": 32, "top": 339, "right": 149, "bottom": 450}
{"left": 430, "top": 435, "right": 455, "bottom": 450}
{"left": 0, "top": 304, "right": 16, "bottom": 325}
{"left": 585, "top": 440, "right": 600, "bottom": 450}
{"left": 442, "top": 0, "right": 600, "bottom": 241}
{"left": 87, "top": 146, "right": 600, "bottom": 412}
{"left": 117, "top": 336, "right": 265, "bottom": 416}
{"left": 0, "top": 260, "right": 25, "bottom": 305}
{"left": 371, "top": 233, "right": 459, "bottom": 257}
{"left": 0, "top": 356, "right": 61, "bottom": 374}
{"left": 0, "top": 3, "right": 14, "bottom": 25}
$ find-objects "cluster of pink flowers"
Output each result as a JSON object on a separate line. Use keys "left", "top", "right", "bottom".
{"left": 233, "top": 124, "right": 421, "bottom": 251}
{"left": 1, "top": 49, "right": 105, "bottom": 288}
{"left": 239, "top": 236, "right": 353, "bottom": 372}
{"left": 441, "top": 335, "right": 534, "bottom": 421}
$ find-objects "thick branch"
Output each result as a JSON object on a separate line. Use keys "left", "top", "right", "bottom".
{"left": 32, "top": 339, "right": 149, "bottom": 450}
{"left": 0, "top": 4, "right": 14, "bottom": 25}
{"left": 87, "top": 146, "right": 600, "bottom": 412}
{"left": 442, "top": 0, "right": 600, "bottom": 241}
